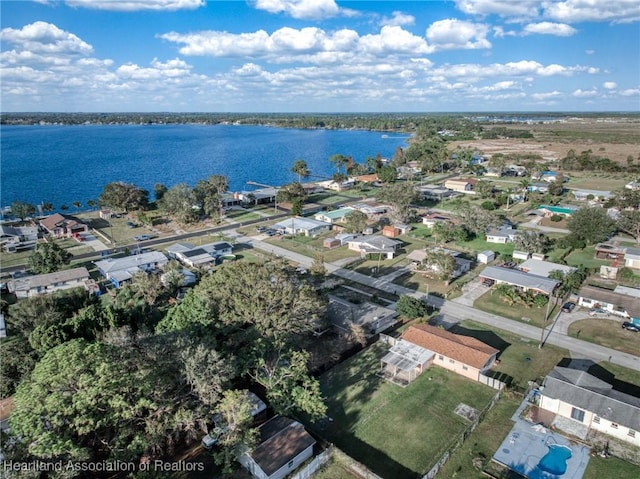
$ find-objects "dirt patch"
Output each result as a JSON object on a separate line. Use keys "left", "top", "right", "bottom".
{"left": 454, "top": 403, "right": 480, "bottom": 422}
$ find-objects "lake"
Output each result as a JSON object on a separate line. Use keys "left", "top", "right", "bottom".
{"left": 0, "top": 124, "right": 408, "bottom": 211}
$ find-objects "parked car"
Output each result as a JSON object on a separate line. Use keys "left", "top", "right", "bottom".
{"left": 481, "top": 279, "right": 495, "bottom": 287}
{"left": 561, "top": 302, "right": 576, "bottom": 313}
{"left": 622, "top": 322, "right": 640, "bottom": 332}
{"left": 256, "top": 226, "right": 266, "bottom": 233}
{"left": 134, "top": 234, "right": 153, "bottom": 241}
{"left": 589, "top": 308, "right": 608, "bottom": 317}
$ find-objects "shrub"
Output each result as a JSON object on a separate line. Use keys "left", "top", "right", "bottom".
{"left": 549, "top": 214, "right": 564, "bottom": 222}
{"left": 481, "top": 200, "right": 496, "bottom": 211}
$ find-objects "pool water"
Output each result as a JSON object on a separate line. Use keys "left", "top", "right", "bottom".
{"left": 538, "top": 444, "right": 572, "bottom": 475}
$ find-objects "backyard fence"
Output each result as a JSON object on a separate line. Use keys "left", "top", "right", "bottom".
{"left": 478, "top": 373, "right": 507, "bottom": 391}
{"left": 332, "top": 447, "right": 385, "bottom": 479}
{"left": 290, "top": 449, "right": 332, "bottom": 479}
{"left": 379, "top": 333, "right": 397, "bottom": 346}
{"left": 422, "top": 389, "right": 502, "bottom": 479}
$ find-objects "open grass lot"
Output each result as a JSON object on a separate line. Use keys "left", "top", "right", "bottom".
{"left": 473, "top": 289, "right": 558, "bottom": 329}
{"left": 567, "top": 318, "right": 640, "bottom": 356}
{"left": 309, "top": 343, "right": 497, "bottom": 479}
{"left": 582, "top": 455, "right": 640, "bottom": 479}
{"left": 223, "top": 209, "right": 262, "bottom": 222}
{"left": 262, "top": 234, "right": 360, "bottom": 263}
{"left": 0, "top": 249, "right": 34, "bottom": 270}
{"left": 392, "top": 271, "right": 455, "bottom": 297}
{"left": 451, "top": 320, "right": 569, "bottom": 388}
{"left": 454, "top": 236, "right": 515, "bottom": 257}
{"left": 565, "top": 246, "right": 611, "bottom": 269}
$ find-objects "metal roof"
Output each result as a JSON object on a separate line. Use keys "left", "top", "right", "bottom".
{"left": 382, "top": 339, "right": 435, "bottom": 372}
{"left": 519, "top": 259, "right": 575, "bottom": 278}
{"left": 480, "top": 265, "right": 559, "bottom": 294}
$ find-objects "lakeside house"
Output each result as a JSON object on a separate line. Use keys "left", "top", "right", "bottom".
{"left": 40, "top": 213, "right": 88, "bottom": 239}
{"left": 272, "top": 217, "right": 331, "bottom": 237}
{"left": 9, "top": 267, "right": 92, "bottom": 298}
{"left": 0, "top": 224, "right": 38, "bottom": 253}
{"left": 95, "top": 251, "right": 168, "bottom": 288}
{"left": 538, "top": 367, "right": 640, "bottom": 447}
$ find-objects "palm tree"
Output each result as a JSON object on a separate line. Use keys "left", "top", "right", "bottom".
{"left": 87, "top": 199, "right": 96, "bottom": 210}
{"left": 519, "top": 178, "right": 531, "bottom": 202}
{"left": 41, "top": 202, "right": 54, "bottom": 214}
{"left": 60, "top": 204, "right": 69, "bottom": 212}
{"left": 328, "top": 154, "right": 349, "bottom": 174}
{"left": 291, "top": 159, "right": 310, "bottom": 183}
{"left": 72, "top": 201, "right": 82, "bottom": 213}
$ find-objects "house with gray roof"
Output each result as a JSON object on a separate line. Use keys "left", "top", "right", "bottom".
{"left": 479, "top": 266, "right": 559, "bottom": 295}
{"left": 485, "top": 226, "right": 518, "bottom": 244}
{"left": 0, "top": 224, "right": 38, "bottom": 253}
{"left": 272, "top": 217, "right": 331, "bottom": 237}
{"left": 539, "top": 367, "right": 640, "bottom": 447}
{"left": 9, "top": 267, "right": 91, "bottom": 298}
{"left": 95, "top": 251, "right": 168, "bottom": 288}
{"left": 577, "top": 285, "right": 640, "bottom": 321}
{"left": 327, "top": 295, "right": 398, "bottom": 337}
{"left": 518, "top": 259, "right": 575, "bottom": 278}
{"left": 346, "top": 235, "right": 402, "bottom": 259}
{"left": 624, "top": 246, "right": 640, "bottom": 270}
{"left": 166, "top": 241, "right": 232, "bottom": 268}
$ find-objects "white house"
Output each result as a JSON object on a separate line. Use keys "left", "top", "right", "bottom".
{"left": 518, "top": 259, "right": 575, "bottom": 278}
{"left": 477, "top": 250, "right": 495, "bottom": 264}
{"left": 407, "top": 248, "right": 472, "bottom": 279}
{"left": 624, "top": 247, "right": 640, "bottom": 270}
{"left": 539, "top": 367, "right": 640, "bottom": 447}
{"left": 272, "top": 217, "right": 331, "bottom": 237}
{"left": 346, "top": 235, "right": 402, "bottom": 259}
{"left": 237, "top": 416, "right": 316, "bottom": 479}
{"left": 577, "top": 285, "right": 640, "bottom": 321}
{"left": 313, "top": 207, "right": 355, "bottom": 224}
{"left": 485, "top": 227, "right": 518, "bottom": 244}
{"left": 9, "top": 267, "right": 91, "bottom": 298}
{"left": 0, "top": 224, "right": 38, "bottom": 253}
{"left": 95, "top": 251, "right": 168, "bottom": 288}
{"left": 166, "top": 241, "right": 233, "bottom": 268}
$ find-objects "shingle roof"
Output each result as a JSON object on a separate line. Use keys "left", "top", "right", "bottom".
{"left": 480, "top": 266, "right": 559, "bottom": 295}
{"left": 578, "top": 285, "right": 640, "bottom": 317}
{"left": 250, "top": 416, "right": 316, "bottom": 476}
{"left": 95, "top": 251, "right": 168, "bottom": 274}
{"left": 10, "top": 267, "right": 90, "bottom": 292}
{"left": 542, "top": 367, "right": 640, "bottom": 431}
{"left": 273, "top": 217, "right": 330, "bottom": 231}
{"left": 402, "top": 324, "right": 499, "bottom": 370}
{"left": 519, "top": 259, "right": 575, "bottom": 278}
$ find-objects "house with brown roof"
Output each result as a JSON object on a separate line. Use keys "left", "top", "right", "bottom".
{"left": 401, "top": 324, "right": 499, "bottom": 382}
{"left": 237, "top": 416, "right": 316, "bottom": 479}
{"left": 40, "top": 213, "right": 88, "bottom": 239}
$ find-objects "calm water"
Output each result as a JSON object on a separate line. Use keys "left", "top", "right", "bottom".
{"left": 1, "top": 124, "right": 407, "bottom": 210}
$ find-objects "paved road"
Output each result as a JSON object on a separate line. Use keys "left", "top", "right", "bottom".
{"left": 235, "top": 232, "right": 640, "bottom": 372}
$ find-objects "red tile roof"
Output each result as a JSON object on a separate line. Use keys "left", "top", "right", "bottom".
{"left": 402, "top": 324, "right": 498, "bottom": 370}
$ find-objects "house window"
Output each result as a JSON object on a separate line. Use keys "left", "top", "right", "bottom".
{"left": 438, "top": 355, "right": 444, "bottom": 361}
{"left": 611, "top": 423, "right": 619, "bottom": 429}
{"left": 288, "top": 460, "right": 294, "bottom": 468}
{"left": 449, "top": 359, "right": 455, "bottom": 364}
{"left": 570, "top": 407, "right": 585, "bottom": 423}
{"left": 593, "top": 416, "right": 600, "bottom": 424}
{"left": 462, "top": 365, "right": 468, "bottom": 371}
{"left": 629, "top": 430, "right": 636, "bottom": 438}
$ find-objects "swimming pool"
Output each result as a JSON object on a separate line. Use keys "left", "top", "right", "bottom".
{"left": 538, "top": 444, "right": 572, "bottom": 475}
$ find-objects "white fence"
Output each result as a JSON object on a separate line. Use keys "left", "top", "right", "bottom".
{"left": 478, "top": 372, "right": 506, "bottom": 391}
{"left": 290, "top": 449, "right": 331, "bottom": 479}
{"left": 379, "top": 333, "right": 397, "bottom": 346}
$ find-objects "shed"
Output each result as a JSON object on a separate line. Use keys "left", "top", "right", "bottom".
{"left": 477, "top": 250, "right": 495, "bottom": 264}
{"left": 382, "top": 225, "right": 400, "bottom": 238}
{"left": 512, "top": 250, "right": 530, "bottom": 261}
{"left": 323, "top": 237, "right": 341, "bottom": 249}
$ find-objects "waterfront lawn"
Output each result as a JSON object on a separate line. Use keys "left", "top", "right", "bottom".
{"left": 452, "top": 320, "right": 569, "bottom": 388}
{"left": 567, "top": 318, "right": 640, "bottom": 356}
{"left": 309, "top": 343, "right": 496, "bottom": 479}
{"left": 473, "top": 289, "right": 558, "bottom": 329}
{"left": 223, "top": 209, "right": 261, "bottom": 222}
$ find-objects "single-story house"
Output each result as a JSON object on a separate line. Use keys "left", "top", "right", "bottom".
{"left": 625, "top": 181, "right": 640, "bottom": 191}
{"left": 594, "top": 243, "right": 627, "bottom": 261}
{"left": 40, "top": 213, "right": 88, "bottom": 239}
{"left": 9, "top": 267, "right": 91, "bottom": 298}
{"left": 536, "top": 205, "right": 579, "bottom": 217}
{"left": 407, "top": 248, "right": 472, "bottom": 279}
{"left": 382, "top": 225, "right": 401, "bottom": 238}
{"left": 0, "top": 224, "right": 38, "bottom": 253}
{"left": 314, "top": 207, "right": 354, "bottom": 224}
{"left": 346, "top": 235, "right": 402, "bottom": 259}
{"left": 422, "top": 212, "right": 454, "bottom": 228}
{"left": 395, "top": 223, "right": 412, "bottom": 235}
{"left": 381, "top": 339, "right": 435, "bottom": 386}
{"left": 624, "top": 247, "right": 640, "bottom": 270}
{"left": 95, "top": 251, "right": 168, "bottom": 288}
{"left": 613, "top": 285, "right": 640, "bottom": 298}
{"left": 417, "top": 185, "right": 456, "bottom": 201}
{"left": 479, "top": 266, "right": 559, "bottom": 296}
{"left": 323, "top": 233, "right": 356, "bottom": 249}
{"left": 237, "top": 416, "right": 316, "bottom": 479}
{"left": 166, "top": 241, "right": 233, "bottom": 268}
{"left": 577, "top": 285, "right": 640, "bottom": 321}
{"left": 444, "top": 178, "right": 477, "bottom": 193}
{"left": 317, "top": 179, "right": 355, "bottom": 191}
{"left": 486, "top": 227, "right": 518, "bottom": 244}
{"left": 327, "top": 295, "right": 398, "bottom": 337}
{"left": 160, "top": 268, "right": 197, "bottom": 287}
{"left": 477, "top": 250, "right": 495, "bottom": 264}
{"left": 571, "top": 189, "right": 613, "bottom": 201}
{"left": 401, "top": 324, "right": 499, "bottom": 382}
{"left": 99, "top": 209, "right": 113, "bottom": 220}
{"left": 300, "top": 183, "right": 325, "bottom": 195}
{"left": 518, "top": 259, "right": 575, "bottom": 278}
{"left": 235, "top": 187, "right": 279, "bottom": 205}
{"left": 527, "top": 182, "right": 550, "bottom": 194}
{"left": 272, "top": 217, "right": 331, "bottom": 237}
{"left": 353, "top": 174, "right": 380, "bottom": 184}
{"left": 350, "top": 202, "right": 388, "bottom": 217}
{"left": 539, "top": 367, "right": 640, "bottom": 447}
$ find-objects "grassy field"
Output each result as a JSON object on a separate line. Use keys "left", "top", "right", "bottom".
{"left": 567, "top": 318, "right": 640, "bottom": 356}
{"left": 454, "top": 236, "right": 515, "bottom": 257}
{"left": 582, "top": 455, "right": 640, "bottom": 479}
{"left": 473, "top": 289, "right": 559, "bottom": 329}
{"left": 451, "top": 320, "right": 569, "bottom": 388}
{"left": 262, "top": 234, "right": 360, "bottom": 263}
{"left": 565, "top": 246, "right": 611, "bottom": 269}
{"left": 309, "top": 343, "right": 497, "bottom": 479}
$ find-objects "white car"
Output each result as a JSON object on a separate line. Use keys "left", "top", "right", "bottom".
{"left": 589, "top": 308, "right": 608, "bottom": 317}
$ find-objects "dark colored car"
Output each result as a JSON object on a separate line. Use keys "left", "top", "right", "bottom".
{"left": 561, "top": 302, "right": 576, "bottom": 313}
{"left": 622, "top": 322, "right": 640, "bottom": 332}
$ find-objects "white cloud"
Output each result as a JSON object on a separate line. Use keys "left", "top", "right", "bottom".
{"left": 543, "top": 0, "right": 640, "bottom": 24}
{"left": 360, "top": 26, "right": 429, "bottom": 55}
{"left": 603, "top": 81, "right": 617, "bottom": 89}
{"left": 63, "top": 0, "right": 205, "bottom": 11}
{"left": 381, "top": 11, "right": 416, "bottom": 27}
{"left": 425, "top": 19, "right": 491, "bottom": 52}
{"left": 523, "top": 22, "right": 576, "bottom": 36}
{"left": 454, "top": 0, "right": 542, "bottom": 19}
{"left": 0, "top": 21, "right": 93, "bottom": 55}
{"left": 251, "top": 0, "right": 354, "bottom": 20}
{"left": 620, "top": 88, "right": 640, "bottom": 96}
{"left": 585, "top": 49, "right": 595, "bottom": 55}
{"left": 572, "top": 88, "right": 598, "bottom": 97}
{"left": 532, "top": 90, "right": 563, "bottom": 100}
{"left": 432, "top": 60, "right": 595, "bottom": 80}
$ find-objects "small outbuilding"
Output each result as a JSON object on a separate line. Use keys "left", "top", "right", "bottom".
{"left": 477, "top": 250, "right": 495, "bottom": 264}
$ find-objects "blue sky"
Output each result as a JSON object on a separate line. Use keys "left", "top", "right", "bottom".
{"left": 1, "top": 0, "right": 639, "bottom": 112}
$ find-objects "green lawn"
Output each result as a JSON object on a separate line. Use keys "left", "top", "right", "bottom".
{"left": 309, "top": 343, "right": 497, "bottom": 479}
{"left": 454, "top": 236, "right": 515, "bottom": 257}
{"left": 263, "top": 235, "right": 360, "bottom": 263}
{"left": 567, "top": 318, "right": 640, "bottom": 356}
{"left": 223, "top": 209, "right": 261, "bottom": 222}
{"left": 565, "top": 246, "right": 611, "bottom": 269}
{"left": 473, "top": 289, "right": 559, "bottom": 329}
{"left": 452, "top": 320, "right": 570, "bottom": 389}
{"left": 582, "top": 455, "right": 640, "bottom": 479}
